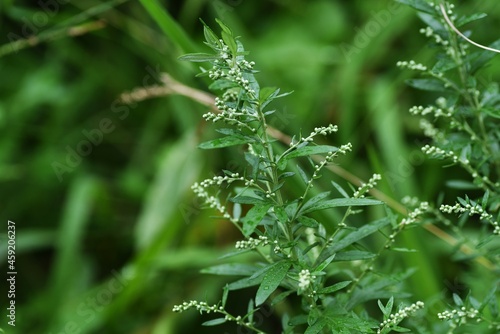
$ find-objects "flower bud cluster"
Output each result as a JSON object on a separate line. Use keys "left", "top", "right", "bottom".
{"left": 437, "top": 306, "right": 481, "bottom": 327}
{"left": 377, "top": 301, "right": 425, "bottom": 334}
{"left": 401, "top": 201, "right": 429, "bottom": 226}
{"left": 192, "top": 174, "right": 244, "bottom": 216}
{"left": 353, "top": 174, "right": 382, "bottom": 198}
{"left": 338, "top": 142, "right": 352, "bottom": 154}
{"left": 440, "top": 202, "right": 492, "bottom": 220}
{"left": 173, "top": 300, "right": 222, "bottom": 313}
{"left": 298, "top": 269, "right": 316, "bottom": 290}
{"left": 235, "top": 236, "right": 270, "bottom": 249}
{"left": 203, "top": 37, "right": 261, "bottom": 129}
{"left": 409, "top": 105, "right": 453, "bottom": 118}
{"left": 208, "top": 40, "right": 256, "bottom": 94}
{"left": 296, "top": 124, "right": 338, "bottom": 145}
{"left": 419, "top": 119, "right": 446, "bottom": 140}
{"left": 421, "top": 144, "right": 456, "bottom": 160}
{"left": 396, "top": 60, "right": 427, "bottom": 71}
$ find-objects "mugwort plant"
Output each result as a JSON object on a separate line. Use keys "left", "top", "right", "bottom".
{"left": 397, "top": 0, "right": 500, "bottom": 332}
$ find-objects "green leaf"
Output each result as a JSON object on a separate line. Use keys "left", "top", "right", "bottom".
{"left": 392, "top": 326, "right": 411, "bottom": 332}
{"left": 209, "top": 79, "right": 239, "bottom": 90}
{"left": 333, "top": 250, "right": 377, "bottom": 261}
{"left": 260, "top": 87, "right": 279, "bottom": 109}
{"left": 432, "top": 57, "right": 459, "bottom": 73}
{"left": 199, "top": 135, "right": 254, "bottom": 149}
{"left": 392, "top": 247, "right": 418, "bottom": 253}
{"left": 296, "top": 165, "right": 309, "bottom": 184}
{"left": 279, "top": 172, "right": 295, "bottom": 180}
{"left": 297, "top": 216, "right": 319, "bottom": 228}
{"left": 453, "top": 293, "right": 464, "bottom": 306}
{"left": 302, "top": 241, "right": 322, "bottom": 256}
{"left": 317, "top": 218, "right": 390, "bottom": 264}
{"left": 331, "top": 181, "right": 349, "bottom": 198}
{"left": 299, "top": 191, "right": 331, "bottom": 213}
{"left": 230, "top": 196, "right": 266, "bottom": 205}
{"left": 418, "top": 12, "right": 445, "bottom": 32}
{"left": 214, "top": 19, "right": 237, "bottom": 55}
{"left": 271, "top": 290, "right": 294, "bottom": 306}
{"left": 259, "top": 87, "right": 293, "bottom": 110}
{"left": 470, "top": 39, "right": 500, "bottom": 73}
{"left": 274, "top": 206, "right": 288, "bottom": 224}
{"left": 202, "top": 318, "right": 227, "bottom": 326}
{"left": 475, "top": 234, "right": 497, "bottom": 249}
{"left": 178, "top": 52, "right": 219, "bottom": 62}
{"left": 201, "top": 19, "right": 220, "bottom": 48}
{"left": 289, "top": 314, "right": 308, "bottom": 326}
{"left": 222, "top": 30, "right": 237, "bottom": 56}
{"left": 481, "top": 285, "right": 498, "bottom": 317}
{"left": 482, "top": 107, "right": 500, "bottom": 119}
{"left": 315, "top": 253, "right": 336, "bottom": 272}
{"left": 255, "top": 261, "right": 291, "bottom": 306}
{"left": 347, "top": 276, "right": 413, "bottom": 310}
{"left": 304, "top": 318, "right": 327, "bottom": 334}
{"left": 242, "top": 204, "right": 272, "bottom": 237}
{"left": 222, "top": 285, "right": 229, "bottom": 307}
{"left": 215, "top": 18, "right": 232, "bottom": 36}
{"left": 312, "top": 306, "right": 378, "bottom": 332}
{"left": 227, "top": 272, "right": 265, "bottom": 290}
{"left": 380, "top": 297, "right": 394, "bottom": 318}
{"left": 456, "top": 13, "right": 487, "bottom": 27}
{"left": 395, "top": 0, "right": 435, "bottom": 14}
{"left": 301, "top": 198, "right": 383, "bottom": 214}
{"left": 406, "top": 78, "right": 449, "bottom": 92}
{"left": 318, "top": 281, "right": 352, "bottom": 294}
{"left": 247, "top": 299, "right": 255, "bottom": 323}
{"left": 445, "top": 180, "right": 480, "bottom": 190}
{"left": 278, "top": 145, "right": 338, "bottom": 170}
{"left": 201, "top": 263, "right": 260, "bottom": 276}
{"left": 233, "top": 203, "right": 242, "bottom": 220}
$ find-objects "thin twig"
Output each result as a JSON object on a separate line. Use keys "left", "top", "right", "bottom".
{"left": 440, "top": 3, "right": 500, "bottom": 53}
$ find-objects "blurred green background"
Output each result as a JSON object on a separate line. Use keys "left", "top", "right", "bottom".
{"left": 1, "top": 0, "right": 499, "bottom": 333}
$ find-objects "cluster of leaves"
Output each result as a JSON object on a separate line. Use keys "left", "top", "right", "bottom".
{"left": 174, "top": 20, "right": 426, "bottom": 334}
{"left": 398, "top": 0, "right": 500, "bottom": 332}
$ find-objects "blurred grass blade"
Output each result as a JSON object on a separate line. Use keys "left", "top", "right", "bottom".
{"left": 135, "top": 131, "right": 201, "bottom": 249}
{"left": 49, "top": 176, "right": 97, "bottom": 307}
{"left": 139, "top": 0, "right": 197, "bottom": 53}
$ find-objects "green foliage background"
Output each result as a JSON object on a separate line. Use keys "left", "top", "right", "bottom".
{"left": 1, "top": 0, "right": 499, "bottom": 333}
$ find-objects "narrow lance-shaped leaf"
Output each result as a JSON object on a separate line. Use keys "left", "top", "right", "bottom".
{"left": 301, "top": 198, "right": 383, "bottom": 214}
{"left": 222, "top": 284, "right": 229, "bottom": 308}
{"left": 200, "top": 18, "right": 220, "bottom": 48}
{"left": 202, "top": 318, "right": 227, "bottom": 326}
{"left": 201, "top": 263, "right": 261, "bottom": 276}
{"left": 299, "top": 191, "right": 331, "bottom": 213}
{"left": 405, "top": 78, "right": 450, "bottom": 92}
{"left": 278, "top": 145, "right": 338, "bottom": 170}
{"left": 456, "top": 13, "right": 487, "bottom": 27}
{"left": 317, "top": 281, "right": 352, "bottom": 295}
{"left": 255, "top": 261, "right": 291, "bottom": 306}
{"left": 304, "top": 318, "right": 327, "bottom": 334}
{"left": 395, "top": 0, "right": 435, "bottom": 14}
{"left": 178, "top": 53, "right": 219, "bottom": 62}
{"left": 242, "top": 204, "right": 272, "bottom": 237}
{"left": 199, "top": 135, "right": 254, "bottom": 149}
{"left": 316, "top": 218, "right": 390, "bottom": 265}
